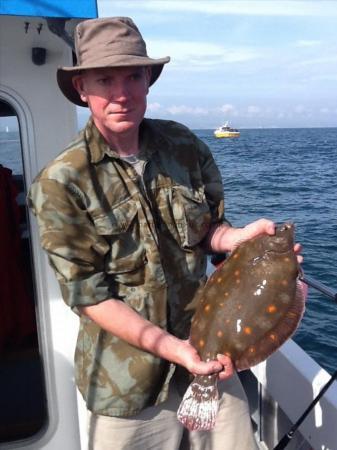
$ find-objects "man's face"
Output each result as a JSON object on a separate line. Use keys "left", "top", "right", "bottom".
{"left": 73, "top": 66, "right": 151, "bottom": 138}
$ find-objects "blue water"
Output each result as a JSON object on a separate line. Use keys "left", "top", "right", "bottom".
{"left": 195, "top": 128, "right": 337, "bottom": 374}
{"left": 1, "top": 128, "right": 337, "bottom": 374}
{"left": 0, "top": 131, "right": 23, "bottom": 175}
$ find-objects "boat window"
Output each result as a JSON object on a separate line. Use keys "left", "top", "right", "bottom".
{"left": 0, "top": 100, "right": 48, "bottom": 443}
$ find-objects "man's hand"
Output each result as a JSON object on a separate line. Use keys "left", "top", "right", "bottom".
{"left": 244, "top": 219, "right": 303, "bottom": 263}
{"left": 208, "top": 218, "right": 275, "bottom": 253}
{"left": 208, "top": 218, "right": 303, "bottom": 264}
{"left": 173, "top": 339, "right": 234, "bottom": 381}
{"left": 217, "top": 353, "right": 235, "bottom": 380}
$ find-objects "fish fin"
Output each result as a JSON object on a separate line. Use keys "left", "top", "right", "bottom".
{"left": 297, "top": 277, "right": 308, "bottom": 304}
{"left": 236, "top": 280, "right": 306, "bottom": 370}
{"left": 177, "top": 374, "right": 219, "bottom": 431}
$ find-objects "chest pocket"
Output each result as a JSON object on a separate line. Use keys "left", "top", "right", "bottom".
{"left": 171, "top": 186, "right": 211, "bottom": 249}
{"left": 92, "top": 199, "right": 146, "bottom": 276}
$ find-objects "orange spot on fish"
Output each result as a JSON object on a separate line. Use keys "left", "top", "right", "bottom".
{"left": 217, "top": 330, "right": 223, "bottom": 338}
{"left": 267, "top": 305, "right": 277, "bottom": 313}
{"left": 217, "top": 277, "right": 222, "bottom": 283}
{"left": 225, "top": 292, "right": 229, "bottom": 297}
{"left": 204, "top": 304, "right": 211, "bottom": 313}
{"left": 284, "top": 257, "right": 290, "bottom": 262}
{"left": 234, "top": 269, "right": 240, "bottom": 276}
{"left": 269, "top": 333, "right": 277, "bottom": 341}
{"left": 225, "top": 319, "right": 230, "bottom": 324}
{"left": 219, "top": 302, "right": 224, "bottom": 307}
{"left": 281, "top": 279, "right": 288, "bottom": 286}
{"left": 249, "top": 346, "right": 255, "bottom": 353}
{"left": 237, "top": 304, "right": 242, "bottom": 310}
{"left": 236, "top": 279, "right": 241, "bottom": 284}
{"left": 233, "top": 254, "right": 239, "bottom": 259}
{"left": 199, "top": 339, "right": 205, "bottom": 348}
{"left": 244, "top": 327, "right": 252, "bottom": 335}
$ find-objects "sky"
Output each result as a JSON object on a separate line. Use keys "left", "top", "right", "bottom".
{"left": 78, "top": 0, "right": 337, "bottom": 129}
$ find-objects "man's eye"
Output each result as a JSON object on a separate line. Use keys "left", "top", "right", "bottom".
{"left": 130, "top": 73, "right": 142, "bottom": 80}
{"left": 97, "top": 78, "right": 109, "bottom": 85}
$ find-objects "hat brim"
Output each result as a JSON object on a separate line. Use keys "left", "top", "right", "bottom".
{"left": 57, "top": 55, "right": 170, "bottom": 107}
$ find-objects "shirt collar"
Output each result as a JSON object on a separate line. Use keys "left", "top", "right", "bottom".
{"left": 84, "top": 117, "right": 161, "bottom": 164}
{"left": 84, "top": 117, "right": 112, "bottom": 163}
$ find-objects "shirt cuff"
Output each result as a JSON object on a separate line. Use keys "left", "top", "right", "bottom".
{"left": 58, "top": 271, "right": 115, "bottom": 314}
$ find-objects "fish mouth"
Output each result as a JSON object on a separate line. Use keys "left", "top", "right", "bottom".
{"left": 276, "top": 222, "right": 294, "bottom": 234}
{"left": 251, "top": 224, "right": 295, "bottom": 263}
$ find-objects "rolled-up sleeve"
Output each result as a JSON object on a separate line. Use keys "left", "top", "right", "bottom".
{"left": 28, "top": 178, "right": 114, "bottom": 311}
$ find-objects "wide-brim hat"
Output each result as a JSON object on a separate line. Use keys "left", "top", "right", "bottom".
{"left": 57, "top": 17, "right": 170, "bottom": 107}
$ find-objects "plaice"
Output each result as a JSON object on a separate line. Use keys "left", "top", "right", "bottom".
{"left": 177, "top": 223, "right": 306, "bottom": 431}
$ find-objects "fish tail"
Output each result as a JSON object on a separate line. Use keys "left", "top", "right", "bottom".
{"left": 177, "top": 374, "right": 219, "bottom": 431}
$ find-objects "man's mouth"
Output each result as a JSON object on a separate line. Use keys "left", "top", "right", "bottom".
{"left": 109, "top": 109, "right": 132, "bottom": 115}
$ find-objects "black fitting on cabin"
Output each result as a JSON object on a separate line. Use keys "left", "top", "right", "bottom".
{"left": 46, "top": 18, "right": 75, "bottom": 51}
{"left": 32, "top": 47, "right": 47, "bottom": 66}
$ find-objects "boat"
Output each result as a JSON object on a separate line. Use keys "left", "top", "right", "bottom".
{"left": 0, "top": 2, "right": 97, "bottom": 449}
{"left": 1, "top": 2, "right": 336, "bottom": 449}
{"left": 214, "top": 121, "right": 240, "bottom": 138}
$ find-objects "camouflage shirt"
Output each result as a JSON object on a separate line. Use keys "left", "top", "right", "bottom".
{"left": 28, "top": 117, "right": 225, "bottom": 417}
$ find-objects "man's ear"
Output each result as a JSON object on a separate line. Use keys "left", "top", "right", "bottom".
{"left": 72, "top": 75, "right": 87, "bottom": 103}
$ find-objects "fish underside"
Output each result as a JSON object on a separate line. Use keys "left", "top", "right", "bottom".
{"left": 177, "top": 223, "right": 306, "bottom": 431}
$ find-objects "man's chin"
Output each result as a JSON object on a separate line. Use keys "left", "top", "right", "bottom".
{"left": 107, "top": 119, "right": 140, "bottom": 134}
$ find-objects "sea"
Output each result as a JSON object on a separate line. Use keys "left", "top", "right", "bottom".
{"left": 1, "top": 127, "right": 337, "bottom": 374}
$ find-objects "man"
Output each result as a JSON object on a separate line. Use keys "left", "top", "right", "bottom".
{"left": 28, "top": 17, "right": 301, "bottom": 450}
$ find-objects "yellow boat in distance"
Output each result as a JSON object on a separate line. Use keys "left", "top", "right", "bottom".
{"left": 214, "top": 121, "right": 240, "bottom": 138}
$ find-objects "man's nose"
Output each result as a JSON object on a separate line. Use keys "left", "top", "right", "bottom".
{"left": 111, "top": 81, "right": 129, "bottom": 101}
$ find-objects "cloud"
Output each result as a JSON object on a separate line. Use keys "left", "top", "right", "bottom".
{"left": 219, "top": 104, "right": 236, "bottom": 114}
{"left": 293, "top": 105, "right": 313, "bottom": 116}
{"left": 99, "top": 1, "right": 337, "bottom": 18}
{"left": 166, "top": 105, "right": 209, "bottom": 115}
{"left": 295, "top": 40, "right": 321, "bottom": 48}
{"left": 164, "top": 103, "right": 247, "bottom": 117}
{"left": 147, "top": 102, "right": 162, "bottom": 112}
{"left": 246, "top": 105, "right": 261, "bottom": 115}
{"left": 152, "top": 103, "right": 267, "bottom": 119}
{"left": 292, "top": 54, "right": 337, "bottom": 68}
{"left": 310, "top": 74, "right": 337, "bottom": 82}
{"left": 147, "top": 39, "right": 260, "bottom": 70}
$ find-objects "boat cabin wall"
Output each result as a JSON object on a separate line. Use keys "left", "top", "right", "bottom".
{"left": 0, "top": 15, "right": 87, "bottom": 449}
{"left": 0, "top": 16, "right": 78, "bottom": 170}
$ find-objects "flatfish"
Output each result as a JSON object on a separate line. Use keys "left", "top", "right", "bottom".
{"left": 177, "top": 223, "right": 306, "bottom": 431}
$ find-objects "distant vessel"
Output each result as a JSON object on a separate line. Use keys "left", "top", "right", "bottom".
{"left": 214, "top": 121, "right": 240, "bottom": 138}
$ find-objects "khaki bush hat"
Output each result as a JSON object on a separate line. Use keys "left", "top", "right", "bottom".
{"left": 57, "top": 17, "right": 170, "bottom": 107}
